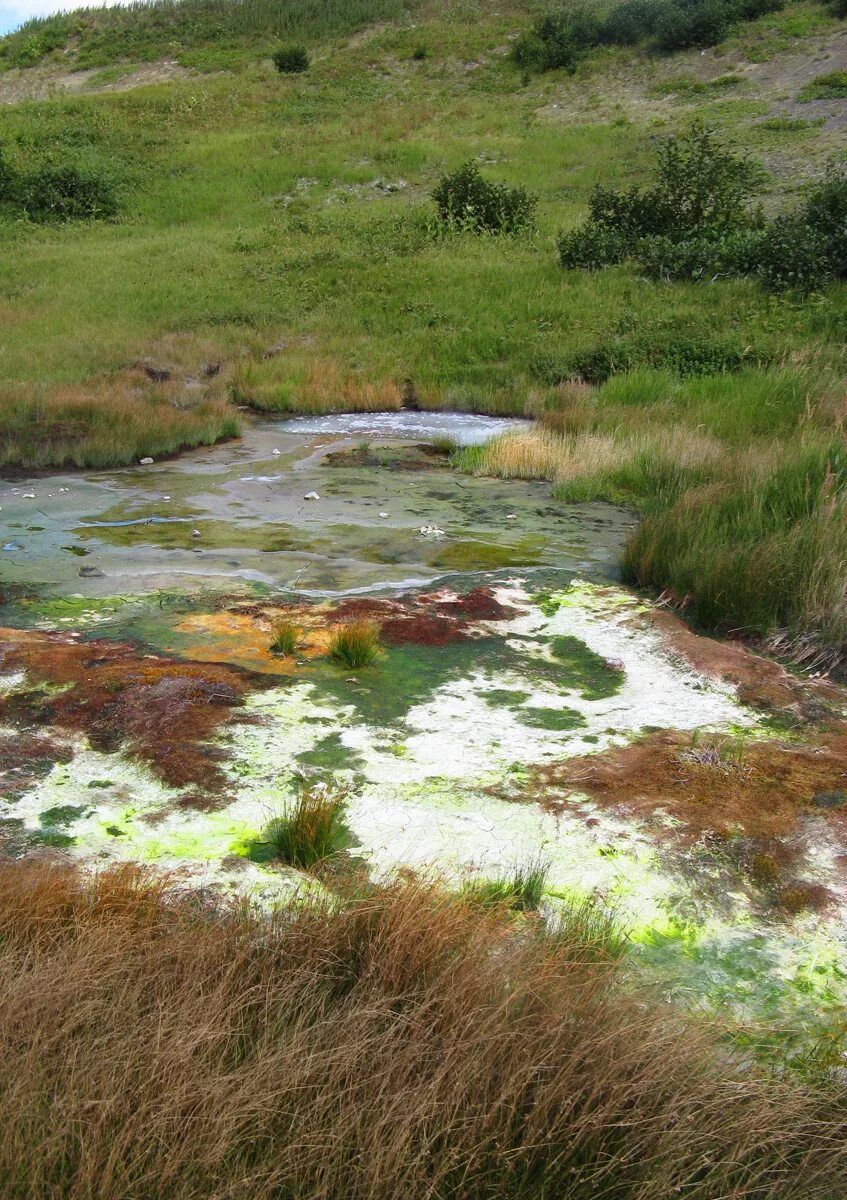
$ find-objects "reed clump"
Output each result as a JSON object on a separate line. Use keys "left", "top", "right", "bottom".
{"left": 263, "top": 780, "right": 349, "bottom": 868}
{"left": 329, "top": 619, "right": 381, "bottom": 668}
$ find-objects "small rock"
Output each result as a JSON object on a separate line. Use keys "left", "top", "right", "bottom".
{"left": 419, "top": 524, "right": 446, "bottom": 539}
{"left": 304, "top": 491, "right": 320, "bottom": 501}
{"left": 192, "top": 529, "right": 202, "bottom": 538}
{"left": 162, "top": 495, "right": 171, "bottom": 501}
{"left": 379, "top": 511, "right": 389, "bottom": 518}
{"left": 506, "top": 513, "right": 517, "bottom": 520}
{"left": 79, "top": 566, "right": 105, "bottom": 578}
{"left": 345, "top": 677, "right": 359, "bottom": 684}
{"left": 22, "top": 493, "right": 35, "bottom": 499}
{"left": 140, "top": 457, "right": 154, "bottom": 465}
{"left": 141, "top": 363, "right": 171, "bottom": 383}
{"left": 272, "top": 448, "right": 281, "bottom": 456}
{"left": 2, "top": 542, "right": 22, "bottom": 552}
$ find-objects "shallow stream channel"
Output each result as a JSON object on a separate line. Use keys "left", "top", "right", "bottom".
{"left": 2, "top": 411, "right": 846, "bottom": 1060}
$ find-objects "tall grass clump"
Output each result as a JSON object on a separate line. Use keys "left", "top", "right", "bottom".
{"left": 269, "top": 618, "right": 300, "bottom": 656}
{"left": 0, "top": 862, "right": 844, "bottom": 1199}
{"left": 263, "top": 780, "right": 348, "bottom": 868}
{"left": 464, "top": 859, "right": 549, "bottom": 911}
{"left": 329, "top": 619, "right": 381, "bottom": 668}
{"left": 624, "top": 442, "right": 847, "bottom": 665}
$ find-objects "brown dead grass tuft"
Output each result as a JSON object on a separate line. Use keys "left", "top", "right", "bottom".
{"left": 0, "top": 863, "right": 843, "bottom": 1200}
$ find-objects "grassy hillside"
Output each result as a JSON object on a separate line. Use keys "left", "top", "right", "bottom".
{"left": 0, "top": 0, "right": 845, "bottom": 655}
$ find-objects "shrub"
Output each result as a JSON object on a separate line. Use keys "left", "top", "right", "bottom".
{"left": 558, "top": 223, "right": 630, "bottom": 270}
{"left": 798, "top": 70, "right": 847, "bottom": 101}
{"left": 558, "top": 127, "right": 845, "bottom": 294}
{"left": 273, "top": 44, "right": 309, "bottom": 73}
{"left": 329, "top": 620, "right": 381, "bottom": 668}
{"left": 264, "top": 780, "right": 348, "bottom": 868}
{"left": 269, "top": 618, "right": 300, "bottom": 656}
{"left": 514, "top": 0, "right": 786, "bottom": 74}
{"left": 15, "top": 164, "right": 119, "bottom": 221}
{"left": 432, "top": 161, "right": 537, "bottom": 234}
{"left": 512, "top": 7, "right": 601, "bottom": 73}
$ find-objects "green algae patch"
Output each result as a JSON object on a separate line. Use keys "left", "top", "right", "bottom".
{"left": 550, "top": 634, "right": 625, "bottom": 700}
{"left": 428, "top": 537, "right": 545, "bottom": 572}
{"left": 296, "top": 732, "right": 366, "bottom": 776}
{"left": 40, "top": 803, "right": 92, "bottom": 827}
{"left": 484, "top": 689, "right": 531, "bottom": 709}
{"left": 518, "top": 706, "right": 587, "bottom": 731}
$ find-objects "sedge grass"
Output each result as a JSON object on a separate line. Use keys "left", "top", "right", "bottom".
{"left": 263, "top": 780, "right": 348, "bottom": 868}
{"left": 329, "top": 619, "right": 381, "bottom": 668}
{"left": 269, "top": 618, "right": 300, "bottom": 656}
{"left": 0, "top": 862, "right": 844, "bottom": 1199}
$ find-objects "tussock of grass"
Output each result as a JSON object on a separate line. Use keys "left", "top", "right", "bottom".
{"left": 329, "top": 619, "right": 381, "bottom": 668}
{"left": 464, "top": 859, "right": 549, "bottom": 911}
{"left": 269, "top": 618, "right": 300, "bottom": 656}
{"left": 263, "top": 780, "right": 348, "bottom": 868}
{"left": 0, "top": 862, "right": 844, "bottom": 1199}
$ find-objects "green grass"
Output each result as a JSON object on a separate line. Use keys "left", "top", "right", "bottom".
{"left": 798, "top": 69, "right": 847, "bottom": 100}
{"left": 463, "top": 860, "right": 550, "bottom": 911}
{"left": 0, "top": 0, "right": 844, "bottom": 653}
{"left": 0, "top": 0, "right": 425, "bottom": 71}
{"left": 263, "top": 781, "right": 349, "bottom": 868}
{"left": 269, "top": 618, "right": 300, "bottom": 656}
{"left": 329, "top": 621, "right": 381, "bottom": 669}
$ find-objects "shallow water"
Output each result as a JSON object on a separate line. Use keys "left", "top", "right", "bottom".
{"left": 0, "top": 413, "right": 633, "bottom": 602}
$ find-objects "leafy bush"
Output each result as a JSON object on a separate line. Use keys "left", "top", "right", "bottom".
{"left": 798, "top": 70, "right": 847, "bottom": 101}
{"left": 515, "top": 0, "right": 786, "bottom": 74}
{"left": 0, "top": 146, "right": 119, "bottom": 222}
{"left": 512, "top": 7, "right": 601, "bottom": 73}
{"left": 432, "top": 161, "right": 537, "bottom": 234}
{"left": 272, "top": 44, "right": 309, "bottom": 73}
{"left": 558, "top": 125, "right": 845, "bottom": 294}
{"left": 15, "top": 165, "right": 119, "bottom": 221}
{"left": 566, "top": 330, "right": 753, "bottom": 383}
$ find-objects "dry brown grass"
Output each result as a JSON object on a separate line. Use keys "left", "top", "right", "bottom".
{"left": 468, "top": 424, "right": 723, "bottom": 486}
{"left": 0, "top": 862, "right": 843, "bottom": 1200}
{"left": 0, "top": 370, "right": 239, "bottom": 469}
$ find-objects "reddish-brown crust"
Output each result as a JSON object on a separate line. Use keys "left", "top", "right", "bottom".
{"left": 522, "top": 729, "right": 847, "bottom": 840}
{"left": 0, "top": 629, "right": 255, "bottom": 790}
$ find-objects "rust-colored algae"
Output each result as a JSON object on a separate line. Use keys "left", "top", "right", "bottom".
{"left": 0, "top": 628, "right": 255, "bottom": 789}
{"left": 523, "top": 729, "right": 847, "bottom": 840}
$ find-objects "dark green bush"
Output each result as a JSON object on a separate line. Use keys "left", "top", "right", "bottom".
{"left": 566, "top": 330, "right": 752, "bottom": 383}
{"left": 16, "top": 165, "right": 118, "bottom": 221}
{"left": 0, "top": 146, "right": 118, "bottom": 223}
{"left": 559, "top": 125, "right": 845, "bottom": 294}
{"left": 512, "top": 7, "right": 601, "bottom": 73}
{"left": 515, "top": 0, "right": 786, "bottom": 74}
{"left": 635, "top": 229, "right": 764, "bottom": 281}
{"left": 432, "top": 161, "right": 537, "bottom": 234}
{"left": 272, "top": 44, "right": 309, "bottom": 73}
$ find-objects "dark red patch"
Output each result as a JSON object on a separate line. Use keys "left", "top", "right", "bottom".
{"left": 438, "top": 588, "right": 522, "bottom": 621}
{"left": 380, "top": 615, "right": 464, "bottom": 647}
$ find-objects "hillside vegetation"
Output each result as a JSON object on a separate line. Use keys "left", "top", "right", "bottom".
{"left": 0, "top": 0, "right": 845, "bottom": 658}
